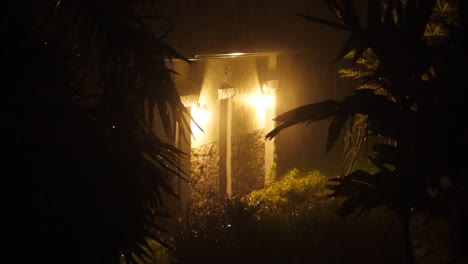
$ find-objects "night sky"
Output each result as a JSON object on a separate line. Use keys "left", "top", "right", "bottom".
{"left": 158, "top": 0, "right": 350, "bottom": 57}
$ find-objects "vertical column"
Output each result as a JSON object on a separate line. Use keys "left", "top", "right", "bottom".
{"left": 264, "top": 80, "right": 277, "bottom": 185}
{"left": 219, "top": 97, "right": 232, "bottom": 196}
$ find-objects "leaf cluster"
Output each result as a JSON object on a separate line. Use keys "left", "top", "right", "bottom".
{"left": 171, "top": 170, "right": 343, "bottom": 264}
{"left": 267, "top": 0, "right": 467, "bottom": 220}
{"left": 3, "top": 1, "right": 191, "bottom": 263}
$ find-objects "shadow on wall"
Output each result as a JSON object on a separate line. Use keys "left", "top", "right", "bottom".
{"left": 275, "top": 50, "right": 355, "bottom": 177}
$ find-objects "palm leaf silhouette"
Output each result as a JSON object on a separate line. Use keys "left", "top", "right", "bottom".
{"left": 4, "top": 1, "right": 191, "bottom": 263}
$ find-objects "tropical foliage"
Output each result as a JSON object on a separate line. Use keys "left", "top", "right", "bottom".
{"left": 169, "top": 169, "right": 405, "bottom": 263}
{"left": 249, "top": 169, "right": 333, "bottom": 216}
{"left": 267, "top": 0, "right": 467, "bottom": 263}
{"left": 4, "top": 1, "right": 189, "bottom": 263}
{"left": 172, "top": 170, "right": 340, "bottom": 264}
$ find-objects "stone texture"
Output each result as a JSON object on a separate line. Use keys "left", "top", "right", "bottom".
{"left": 231, "top": 129, "right": 265, "bottom": 196}
{"left": 190, "top": 142, "right": 219, "bottom": 202}
{"left": 190, "top": 129, "right": 266, "bottom": 201}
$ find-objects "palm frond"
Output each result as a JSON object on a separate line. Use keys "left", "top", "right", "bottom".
{"left": 4, "top": 1, "right": 193, "bottom": 263}
{"left": 292, "top": 13, "right": 350, "bottom": 31}
{"left": 266, "top": 100, "right": 341, "bottom": 139}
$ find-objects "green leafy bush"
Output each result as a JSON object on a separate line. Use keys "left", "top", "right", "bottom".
{"left": 249, "top": 169, "right": 333, "bottom": 215}
{"left": 246, "top": 169, "right": 339, "bottom": 232}
{"left": 170, "top": 169, "right": 337, "bottom": 264}
{"left": 166, "top": 169, "right": 403, "bottom": 264}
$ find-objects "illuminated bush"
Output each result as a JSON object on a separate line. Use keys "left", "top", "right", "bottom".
{"left": 169, "top": 169, "right": 347, "bottom": 264}
{"left": 248, "top": 169, "right": 335, "bottom": 218}
{"left": 164, "top": 169, "right": 402, "bottom": 263}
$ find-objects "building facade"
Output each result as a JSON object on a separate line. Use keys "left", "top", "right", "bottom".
{"left": 169, "top": 52, "right": 278, "bottom": 204}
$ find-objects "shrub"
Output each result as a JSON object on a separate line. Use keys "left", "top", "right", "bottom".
{"left": 168, "top": 169, "right": 347, "bottom": 264}
{"left": 163, "top": 169, "right": 404, "bottom": 263}
{"left": 249, "top": 169, "right": 335, "bottom": 219}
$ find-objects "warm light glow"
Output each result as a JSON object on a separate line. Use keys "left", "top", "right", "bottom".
{"left": 226, "top": 52, "right": 246, "bottom": 57}
{"left": 191, "top": 103, "right": 210, "bottom": 139}
{"left": 244, "top": 84, "right": 277, "bottom": 128}
{"left": 193, "top": 104, "right": 209, "bottom": 123}
{"left": 260, "top": 85, "right": 275, "bottom": 107}
{"left": 258, "top": 94, "right": 274, "bottom": 107}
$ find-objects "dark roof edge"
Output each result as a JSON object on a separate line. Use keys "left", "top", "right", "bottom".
{"left": 193, "top": 52, "right": 278, "bottom": 60}
{"left": 191, "top": 48, "right": 314, "bottom": 60}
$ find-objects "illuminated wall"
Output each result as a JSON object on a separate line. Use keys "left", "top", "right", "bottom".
{"left": 171, "top": 53, "right": 277, "bottom": 198}
{"left": 188, "top": 55, "right": 272, "bottom": 148}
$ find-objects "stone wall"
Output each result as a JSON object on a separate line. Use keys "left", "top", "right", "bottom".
{"left": 231, "top": 129, "right": 265, "bottom": 196}
{"left": 190, "top": 142, "right": 219, "bottom": 203}
{"left": 190, "top": 129, "right": 266, "bottom": 200}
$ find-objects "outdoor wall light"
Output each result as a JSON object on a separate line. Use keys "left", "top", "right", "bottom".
{"left": 191, "top": 103, "right": 210, "bottom": 133}
{"left": 260, "top": 84, "right": 275, "bottom": 107}
{"left": 196, "top": 103, "right": 209, "bottom": 120}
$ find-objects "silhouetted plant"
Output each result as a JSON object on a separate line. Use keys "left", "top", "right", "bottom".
{"left": 267, "top": 1, "right": 467, "bottom": 263}
{"left": 171, "top": 194, "right": 261, "bottom": 264}
{"left": 4, "top": 1, "right": 190, "bottom": 263}
{"left": 170, "top": 169, "right": 402, "bottom": 263}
